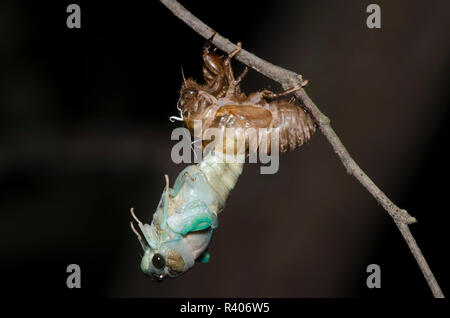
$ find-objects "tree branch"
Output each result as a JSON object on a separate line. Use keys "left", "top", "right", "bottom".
{"left": 159, "top": 0, "right": 444, "bottom": 298}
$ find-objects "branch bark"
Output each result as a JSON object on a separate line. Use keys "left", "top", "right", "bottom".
{"left": 159, "top": 0, "right": 444, "bottom": 298}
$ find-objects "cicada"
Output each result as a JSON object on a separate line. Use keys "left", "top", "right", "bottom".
{"left": 130, "top": 151, "right": 243, "bottom": 281}
{"left": 130, "top": 35, "right": 316, "bottom": 280}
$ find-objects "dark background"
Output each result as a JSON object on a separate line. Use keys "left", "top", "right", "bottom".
{"left": 1, "top": 0, "right": 449, "bottom": 297}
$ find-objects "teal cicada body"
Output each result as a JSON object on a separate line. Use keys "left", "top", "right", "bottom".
{"left": 130, "top": 151, "right": 243, "bottom": 280}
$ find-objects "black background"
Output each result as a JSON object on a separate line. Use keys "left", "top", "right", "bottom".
{"left": 1, "top": 0, "right": 449, "bottom": 297}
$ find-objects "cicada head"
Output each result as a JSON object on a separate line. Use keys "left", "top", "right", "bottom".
{"left": 130, "top": 206, "right": 190, "bottom": 280}
{"left": 130, "top": 176, "right": 194, "bottom": 281}
{"left": 178, "top": 80, "right": 218, "bottom": 132}
{"left": 140, "top": 248, "right": 167, "bottom": 281}
{"left": 139, "top": 245, "right": 187, "bottom": 281}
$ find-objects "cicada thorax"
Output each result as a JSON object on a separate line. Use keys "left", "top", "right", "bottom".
{"left": 178, "top": 80, "right": 220, "bottom": 133}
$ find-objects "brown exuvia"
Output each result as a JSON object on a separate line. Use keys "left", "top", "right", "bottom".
{"left": 177, "top": 34, "right": 316, "bottom": 154}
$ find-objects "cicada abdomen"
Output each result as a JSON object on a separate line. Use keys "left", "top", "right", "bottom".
{"left": 208, "top": 99, "right": 316, "bottom": 154}
{"left": 178, "top": 35, "right": 316, "bottom": 155}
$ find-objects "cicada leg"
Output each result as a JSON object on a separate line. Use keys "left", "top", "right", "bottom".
{"left": 261, "top": 85, "right": 302, "bottom": 99}
{"left": 169, "top": 170, "right": 196, "bottom": 197}
{"left": 223, "top": 42, "right": 244, "bottom": 97}
{"left": 261, "top": 75, "right": 309, "bottom": 99}
{"left": 234, "top": 66, "right": 249, "bottom": 87}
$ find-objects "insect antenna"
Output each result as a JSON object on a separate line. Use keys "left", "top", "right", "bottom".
{"left": 130, "top": 207, "right": 143, "bottom": 225}
{"left": 130, "top": 211, "right": 147, "bottom": 250}
{"left": 181, "top": 66, "right": 187, "bottom": 85}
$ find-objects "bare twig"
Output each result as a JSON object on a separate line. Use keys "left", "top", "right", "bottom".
{"left": 159, "top": 0, "right": 444, "bottom": 298}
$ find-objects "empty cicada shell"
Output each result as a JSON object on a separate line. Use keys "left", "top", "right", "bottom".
{"left": 177, "top": 35, "right": 316, "bottom": 155}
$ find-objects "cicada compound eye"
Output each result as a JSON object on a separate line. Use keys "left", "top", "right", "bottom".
{"left": 152, "top": 253, "right": 166, "bottom": 269}
{"left": 181, "top": 89, "right": 196, "bottom": 101}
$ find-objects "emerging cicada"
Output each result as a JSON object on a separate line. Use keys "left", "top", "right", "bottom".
{"left": 130, "top": 35, "right": 316, "bottom": 281}
{"left": 130, "top": 151, "right": 242, "bottom": 281}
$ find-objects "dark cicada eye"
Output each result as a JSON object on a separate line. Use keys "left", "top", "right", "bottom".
{"left": 182, "top": 90, "right": 196, "bottom": 100}
{"left": 152, "top": 253, "right": 165, "bottom": 269}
